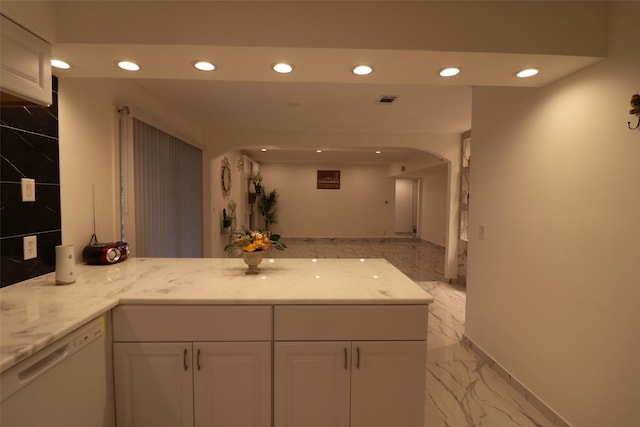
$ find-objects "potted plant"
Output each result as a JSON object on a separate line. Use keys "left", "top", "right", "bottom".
{"left": 222, "top": 208, "right": 232, "bottom": 233}
{"left": 224, "top": 227, "right": 287, "bottom": 274}
{"left": 227, "top": 200, "right": 237, "bottom": 230}
{"left": 258, "top": 189, "right": 279, "bottom": 231}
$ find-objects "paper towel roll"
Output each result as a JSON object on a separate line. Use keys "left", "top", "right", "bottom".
{"left": 55, "top": 244, "right": 76, "bottom": 285}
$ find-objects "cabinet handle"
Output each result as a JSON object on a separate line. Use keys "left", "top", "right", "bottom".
{"left": 356, "top": 347, "right": 360, "bottom": 369}
{"left": 344, "top": 348, "right": 348, "bottom": 370}
{"left": 197, "top": 348, "right": 201, "bottom": 371}
{"left": 183, "top": 348, "right": 188, "bottom": 371}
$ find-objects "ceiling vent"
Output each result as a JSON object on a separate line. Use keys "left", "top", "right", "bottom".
{"left": 376, "top": 95, "right": 397, "bottom": 104}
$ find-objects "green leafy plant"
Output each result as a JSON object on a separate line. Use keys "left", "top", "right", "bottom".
{"left": 227, "top": 199, "right": 237, "bottom": 216}
{"left": 259, "top": 189, "right": 279, "bottom": 231}
{"left": 224, "top": 200, "right": 237, "bottom": 229}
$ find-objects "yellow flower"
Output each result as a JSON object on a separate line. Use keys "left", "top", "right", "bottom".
{"left": 243, "top": 243, "right": 257, "bottom": 252}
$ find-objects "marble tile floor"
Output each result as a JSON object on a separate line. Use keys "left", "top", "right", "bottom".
{"left": 269, "top": 237, "right": 447, "bottom": 282}
{"left": 272, "top": 238, "right": 554, "bottom": 427}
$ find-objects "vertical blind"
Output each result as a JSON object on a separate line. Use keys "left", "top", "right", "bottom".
{"left": 133, "top": 118, "right": 202, "bottom": 257}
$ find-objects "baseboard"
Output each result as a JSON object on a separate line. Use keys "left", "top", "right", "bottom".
{"left": 461, "top": 334, "right": 572, "bottom": 427}
{"left": 416, "top": 237, "right": 446, "bottom": 249}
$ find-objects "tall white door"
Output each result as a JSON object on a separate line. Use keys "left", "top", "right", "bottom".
{"left": 395, "top": 178, "right": 418, "bottom": 235}
{"left": 274, "top": 342, "right": 351, "bottom": 427}
{"left": 194, "top": 342, "right": 271, "bottom": 427}
{"left": 113, "top": 342, "right": 194, "bottom": 427}
{"left": 350, "top": 341, "right": 427, "bottom": 427}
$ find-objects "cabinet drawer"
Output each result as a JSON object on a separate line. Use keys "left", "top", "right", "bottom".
{"left": 113, "top": 305, "right": 272, "bottom": 342}
{"left": 274, "top": 305, "right": 428, "bottom": 341}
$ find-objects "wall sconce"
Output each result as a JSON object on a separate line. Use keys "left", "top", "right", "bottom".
{"left": 629, "top": 93, "right": 640, "bottom": 130}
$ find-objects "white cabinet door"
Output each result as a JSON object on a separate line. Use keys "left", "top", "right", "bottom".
{"left": 350, "top": 341, "right": 427, "bottom": 427}
{"left": 0, "top": 15, "right": 51, "bottom": 106}
{"left": 113, "top": 343, "right": 194, "bottom": 427}
{"left": 194, "top": 342, "right": 271, "bottom": 427}
{"left": 274, "top": 342, "right": 351, "bottom": 427}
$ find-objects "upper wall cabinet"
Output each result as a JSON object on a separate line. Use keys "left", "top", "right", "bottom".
{"left": 0, "top": 15, "right": 52, "bottom": 106}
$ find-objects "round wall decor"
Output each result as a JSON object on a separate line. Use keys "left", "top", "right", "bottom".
{"left": 221, "top": 157, "right": 231, "bottom": 199}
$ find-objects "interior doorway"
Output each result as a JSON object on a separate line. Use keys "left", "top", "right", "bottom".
{"left": 394, "top": 178, "right": 419, "bottom": 237}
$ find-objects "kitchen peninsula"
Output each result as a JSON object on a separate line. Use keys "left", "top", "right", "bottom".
{"left": 1, "top": 258, "right": 433, "bottom": 427}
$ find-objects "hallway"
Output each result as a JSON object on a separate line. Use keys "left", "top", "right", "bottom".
{"left": 272, "top": 238, "right": 554, "bottom": 426}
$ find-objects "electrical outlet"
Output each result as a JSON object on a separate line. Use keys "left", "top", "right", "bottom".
{"left": 23, "top": 235, "right": 37, "bottom": 260}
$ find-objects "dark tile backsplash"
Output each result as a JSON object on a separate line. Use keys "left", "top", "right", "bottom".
{"left": 0, "top": 127, "right": 60, "bottom": 183}
{"left": 1, "top": 77, "right": 61, "bottom": 287}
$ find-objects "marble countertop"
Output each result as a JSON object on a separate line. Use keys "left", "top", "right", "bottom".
{"left": 0, "top": 257, "right": 432, "bottom": 372}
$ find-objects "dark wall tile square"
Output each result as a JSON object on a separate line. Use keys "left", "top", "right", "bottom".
{"left": 0, "top": 182, "right": 61, "bottom": 235}
{"left": 0, "top": 127, "right": 60, "bottom": 183}
{"left": 0, "top": 230, "right": 61, "bottom": 287}
{"left": 0, "top": 105, "right": 58, "bottom": 138}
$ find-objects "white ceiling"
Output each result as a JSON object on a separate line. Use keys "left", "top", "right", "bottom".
{"left": 129, "top": 79, "right": 472, "bottom": 134}
{"left": 7, "top": 1, "right": 605, "bottom": 165}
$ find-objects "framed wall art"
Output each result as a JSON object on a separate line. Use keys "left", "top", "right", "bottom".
{"left": 317, "top": 170, "right": 340, "bottom": 189}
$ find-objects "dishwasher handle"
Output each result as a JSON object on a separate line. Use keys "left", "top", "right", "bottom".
{"left": 18, "top": 345, "right": 68, "bottom": 382}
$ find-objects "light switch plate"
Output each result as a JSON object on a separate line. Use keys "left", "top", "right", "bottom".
{"left": 21, "top": 178, "right": 36, "bottom": 202}
{"left": 24, "top": 235, "right": 37, "bottom": 260}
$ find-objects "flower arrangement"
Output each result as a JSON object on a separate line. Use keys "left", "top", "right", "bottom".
{"left": 224, "top": 228, "right": 287, "bottom": 253}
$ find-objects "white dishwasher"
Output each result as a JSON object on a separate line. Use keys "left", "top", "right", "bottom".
{"left": 1, "top": 315, "right": 114, "bottom": 427}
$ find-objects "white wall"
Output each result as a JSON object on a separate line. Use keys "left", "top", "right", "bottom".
{"left": 465, "top": 3, "right": 640, "bottom": 426}
{"left": 417, "top": 163, "right": 448, "bottom": 246}
{"left": 258, "top": 163, "right": 395, "bottom": 238}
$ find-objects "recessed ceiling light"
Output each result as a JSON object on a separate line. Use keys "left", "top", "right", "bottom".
{"left": 272, "top": 63, "right": 293, "bottom": 74}
{"left": 375, "top": 150, "right": 382, "bottom": 154}
{"left": 316, "top": 149, "right": 322, "bottom": 153}
{"left": 516, "top": 68, "right": 539, "bottom": 78}
{"left": 261, "top": 148, "right": 267, "bottom": 152}
{"left": 51, "top": 59, "right": 71, "bottom": 69}
{"left": 439, "top": 67, "right": 461, "bottom": 77}
{"left": 117, "top": 61, "right": 140, "bottom": 71}
{"left": 193, "top": 61, "right": 215, "bottom": 71}
{"left": 352, "top": 65, "right": 373, "bottom": 76}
